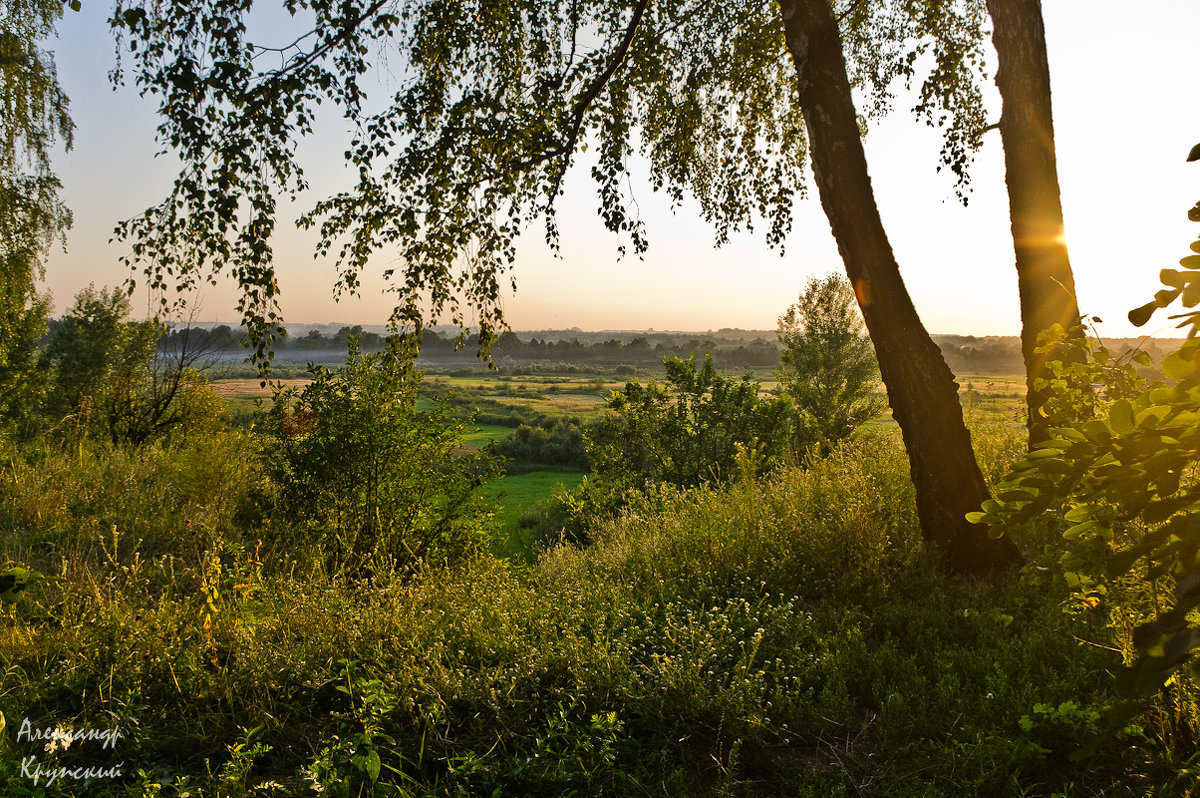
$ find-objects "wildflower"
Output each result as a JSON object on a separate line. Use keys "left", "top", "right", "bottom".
{"left": 44, "top": 728, "right": 73, "bottom": 754}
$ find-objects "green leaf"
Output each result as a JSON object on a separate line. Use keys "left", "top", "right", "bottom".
{"left": 1037, "top": 458, "right": 1075, "bottom": 476}
{"left": 1063, "top": 520, "right": 1100, "bottom": 540}
{"left": 1150, "top": 386, "right": 1179, "bottom": 404}
{"left": 1163, "top": 351, "right": 1198, "bottom": 381}
{"left": 1082, "top": 420, "right": 1111, "bottom": 443}
{"left": 1155, "top": 470, "right": 1181, "bottom": 497}
{"left": 965, "top": 511, "right": 987, "bottom": 524}
{"left": 1064, "top": 505, "right": 1094, "bottom": 523}
{"left": 1110, "top": 399, "right": 1135, "bottom": 434}
{"left": 364, "top": 750, "right": 381, "bottom": 781}
{"left": 1129, "top": 301, "right": 1158, "bottom": 327}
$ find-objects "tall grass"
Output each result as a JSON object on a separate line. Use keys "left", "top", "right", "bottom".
{"left": 0, "top": 425, "right": 1191, "bottom": 795}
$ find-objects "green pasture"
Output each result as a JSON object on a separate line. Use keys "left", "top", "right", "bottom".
{"left": 486, "top": 469, "right": 588, "bottom": 557}
{"left": 462, "top": 422, "right": 514, "bottom": 447}
{"left": 957, "top": 373, "right": 1026, "bottom": 425}
{"left": 204, "top": 368, "right": 1027, "bottom": 558}
{"left": 210, "top": 368, "right": 1026, "bottom": 424}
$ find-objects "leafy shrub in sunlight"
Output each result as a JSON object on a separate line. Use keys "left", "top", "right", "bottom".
{"left": 972, "top": 171, "right": 1200, "bottom": 739}
{"left": 542, "top": 433, "right": 920, "bottom": 603}
{"left": 589, "top": 354, "right": 793, "bottom": 492}
{"left": 262, "top": 343, "right": 499, "bottom": 577}
{"left": 539, "top": 354, "right": 792, "bottom": 541}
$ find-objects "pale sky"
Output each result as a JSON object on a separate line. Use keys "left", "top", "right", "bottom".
{"left": 39, "top": 1, "right": 1200, "bottom": 338}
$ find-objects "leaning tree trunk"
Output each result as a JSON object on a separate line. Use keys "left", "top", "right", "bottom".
{"left": 987, "top": 0, "right": 1082, "bottom": 447}
{"left": 777, "top": 0, "right": 1021, "bottom": 573}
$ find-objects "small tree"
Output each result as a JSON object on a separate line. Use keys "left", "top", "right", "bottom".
{"left": 776, "top": 274, "right": 886, "bottom": 451}
{"left": 43, "top": 285, "right": 131, "bottom": 419}
{"left": 589, "top": 354, "right": 793, "bottom": 493}
{"left": 263, "top": 342, "right": 499, "bottom": 577}
{"left": 42, "top": 285, "right": 225, "bottom": 444}
{"left": 103, "top": 322, "right": 227, "bottom": 446}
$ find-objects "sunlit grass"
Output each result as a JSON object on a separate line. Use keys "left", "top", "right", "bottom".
{"left": 462, "top": 423, "right": 514, "bottom": 447}
{"left": 0, "top": 414, "right": 1191, "bottom": 795}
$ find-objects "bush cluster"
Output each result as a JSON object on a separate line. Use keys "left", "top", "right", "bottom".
{"left": 493, "top": 418, "right": 590, "bottom": 469}
{"left": 261, "top": 344, "right": 499, "bottom": 578}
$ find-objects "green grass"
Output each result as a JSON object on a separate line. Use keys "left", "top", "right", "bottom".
{"left": 486, "top": 469, "right": 588, "bottom": 557}
{"left": 462, "top": 422, "right": 515, "bottom": 446}
{"left": 3, "top": 427, "right": 1187, "bottom": 796}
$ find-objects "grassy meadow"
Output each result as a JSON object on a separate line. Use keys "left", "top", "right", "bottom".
{"left": 2, "top": 358, "right": 1195, "bottom": 796}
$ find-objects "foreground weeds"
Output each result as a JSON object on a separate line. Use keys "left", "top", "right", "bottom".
{"left": 0, "top": 429, "right": 1195, "bottom": 795}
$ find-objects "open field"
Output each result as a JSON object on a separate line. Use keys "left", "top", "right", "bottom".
{"left": 208, "top": 366, "right": 610, "bottom": 550}
{"left": 461, "top": 422, "right": 515, "bottom": 447}
{"left": 207, "top": 364, "right": 1030, "bottom": 552}
{"left": 205, "top": 363, "right": 1031, "bottom": 439}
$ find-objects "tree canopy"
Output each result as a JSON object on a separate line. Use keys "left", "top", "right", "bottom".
{"left": 0, "top": 0, "right": 73, "bottom": 420}
{"left": 108, "top": 0, "right": 991, "bottom": 357}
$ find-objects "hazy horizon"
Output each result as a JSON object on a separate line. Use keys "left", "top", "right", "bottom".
{"left": 38, "top": 1, "right": 1200, "bottom": 341}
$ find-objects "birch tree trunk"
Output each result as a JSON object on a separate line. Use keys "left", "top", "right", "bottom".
{"left": 987, "top": 0, "right": 1083, "bottom": 446}
{"left": 777, "top": 0, "right": 1021, "bottom": 573}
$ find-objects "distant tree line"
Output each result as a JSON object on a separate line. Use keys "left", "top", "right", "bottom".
{"left": 487, "top": 331, "right": 780, "bottom": 369}
{"left": 281, "top": 326, "right": 1038, "bottom": 375}
{"left": 136, "top": 320, "right": 1134, "bottom": 379}
{"left": 159, "top": 324, "right": 787, "bottom": 369}
{"left": 154, "top": 323, "right": 245, "bottom": 352}
{"left": 293, "top": 325, "right": 386, "bottom": 350}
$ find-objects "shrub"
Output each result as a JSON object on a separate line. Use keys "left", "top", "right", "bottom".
{"left": 589, "top": 354, "right": 793, "bottom": 492}
{"left": 262, "top": 343, "right": 499, "bottom": 577}
{"left": 494, "top": 417, "right": 590, "bottom": 469}
{"left": 972, "top": 175, "right": 1200, "bottom": 739}
{"left": 532, "top": 355, "right": 792, "bottom": 540}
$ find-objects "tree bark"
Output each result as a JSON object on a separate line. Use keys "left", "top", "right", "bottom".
{"left": 777, "top": 0, "right": 1021, "bottom": 573}
{"left": 986, "top": 0, "right": 1082, "bottom": 447}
